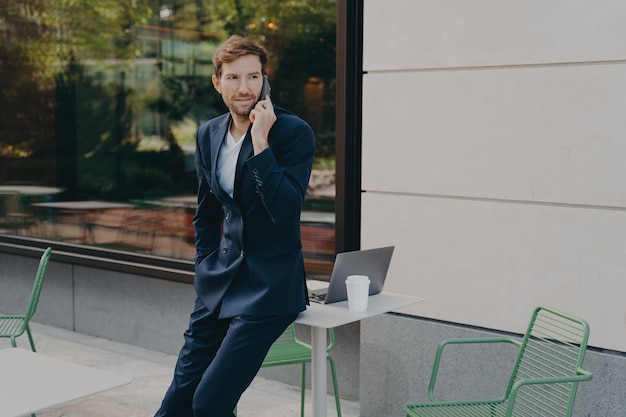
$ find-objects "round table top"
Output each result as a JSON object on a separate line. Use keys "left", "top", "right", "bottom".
{"left": 0, "top": 185, "right": 64, "bottom": 196}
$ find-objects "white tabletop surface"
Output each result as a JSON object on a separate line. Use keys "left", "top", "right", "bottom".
{"left": 0, "top": 348, "right": 131, "bottom": 417}
{"left": 132, "top": 196, "right": 197, "bottom": 209}
{"left": 296, "top": 292, "right": 424, "bottom": 328}
{"left": 32, "top": 200, "right": 134, "bottom": 210}
{"left": 0, "top": 185, "right": 64, "bottom": 196}
{"left": 162, "top": 195, "right": 197, "bottom": 204}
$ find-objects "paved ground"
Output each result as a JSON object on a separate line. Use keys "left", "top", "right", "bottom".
{"left": 4, "top": 322, "right": 359, "bottom": 417}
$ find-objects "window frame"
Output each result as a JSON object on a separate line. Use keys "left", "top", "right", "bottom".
{"left": 335, "top": 0, "right": 364, "bottom": 254}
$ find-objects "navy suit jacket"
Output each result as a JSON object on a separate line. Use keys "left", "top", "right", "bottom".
{"left": 193, "top": 106, "right": 315, "bottom": 318}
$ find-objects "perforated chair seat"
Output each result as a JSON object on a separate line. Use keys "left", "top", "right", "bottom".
{"left": 0, "top": 316, "right": 36, "bottom": 352}
{"left": 405, "top": 401, "right": 508, "bottom": 417}
{"left": 0, "top": 316, "right": 28, "bottom": 338}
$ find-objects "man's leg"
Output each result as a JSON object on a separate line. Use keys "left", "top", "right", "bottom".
{"left": 192, "top": 313, "right": 298, "bottom": 417}
{"left": 155, "top": 298, "right": 230, "bottom": 417}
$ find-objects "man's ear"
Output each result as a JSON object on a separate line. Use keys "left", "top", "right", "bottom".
{"left": 211, "top": 74, "right": 221, "bottom": 94}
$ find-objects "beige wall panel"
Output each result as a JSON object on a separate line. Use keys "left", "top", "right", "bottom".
{"left": 361, "top": 192, "right": 626, "bottom": 352}
{"left": 362, "top": 64, "right": 626, "bottom": 208}
{"left": 363, "top": 0, "right": 626, "bottom": 71}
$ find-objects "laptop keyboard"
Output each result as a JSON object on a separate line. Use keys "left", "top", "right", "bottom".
{"left": 308, "top": 292, "right": 327, "bottom": 304}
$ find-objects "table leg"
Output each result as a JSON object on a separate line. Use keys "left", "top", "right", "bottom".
{"left": 83, "top": 212, "right": 92, "bottom": 243}
{"left": 311, "top": 325, "right": 327, "bottom": 417}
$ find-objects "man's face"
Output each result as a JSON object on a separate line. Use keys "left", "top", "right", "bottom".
{"left": 212, "top": 54, "right": 264, "bottom": 118}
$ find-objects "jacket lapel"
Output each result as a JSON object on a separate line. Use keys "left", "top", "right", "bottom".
{"left": 233, "top": 127, "right": 253, "bottom": 203}
{"left": 210, "top": 115, "right": 229, "bottom": 175}
{"left": 209, "top": 115, "right": 233, "bottom": 204}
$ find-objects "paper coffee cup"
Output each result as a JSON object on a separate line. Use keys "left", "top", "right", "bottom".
{"left": 345, "top": 275, "right": 370, "bottom": 312}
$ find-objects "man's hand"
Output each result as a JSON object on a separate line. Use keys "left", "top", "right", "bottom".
{"left": 249, "top": 96, "right": 277, "bottom": 155}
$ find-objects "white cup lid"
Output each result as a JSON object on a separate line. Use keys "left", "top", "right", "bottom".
{"left": 346, "top": 274, "right": 370, "bottom": 283}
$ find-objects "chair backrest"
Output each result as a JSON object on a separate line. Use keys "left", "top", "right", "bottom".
{"left": 24, "top": 247, "right": 53, "bottom": 321}
{"left": 274, "top": 324, "right": 298, "bottom": 345}
{"left": 506, "top": 306, "right": 590, "bottom": 416}
{"left": 273, "top": 324, "right": 335, "bottom": 350}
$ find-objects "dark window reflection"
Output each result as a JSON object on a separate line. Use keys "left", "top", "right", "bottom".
{"left": 0, "top": 0, "right": 336, "bottom": 277}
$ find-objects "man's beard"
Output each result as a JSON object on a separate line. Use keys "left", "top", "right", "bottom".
{"left": 227, "top": 96, "right": 256, "bottom": 117}
{"left": 231, "top": 103, "right": 254, "bottom": 117}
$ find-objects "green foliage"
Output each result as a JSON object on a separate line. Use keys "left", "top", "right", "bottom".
{"left": 49, "top": 0, "right": 154, "bottom": 61}
{"left": 0, "top": 0, "right": 56, "bottom": 181}
{"left": 1, "top": 0, "right": 337, "bottom": 197}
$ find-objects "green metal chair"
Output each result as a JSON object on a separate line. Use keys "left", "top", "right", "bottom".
{"left": 403, "top": 306, "right": 592, "bottom": 417}
{"left": 262, "top": 324, "right": 342, "bottom": 417}
{"left": 0, "top": 247, "right": 52, "bottom": 352}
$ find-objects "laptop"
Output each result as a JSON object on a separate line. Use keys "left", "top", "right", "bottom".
{"left": 309, "top": 246, "right": 395, "bottom": 304}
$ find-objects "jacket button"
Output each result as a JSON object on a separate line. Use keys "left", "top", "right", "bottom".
{"left": 240, "top": 250, "right": 245, "bottom": 257}
{"left": 222, "top": 247, "right": 228, "bottom": 254}
{"left": 225, "top": 212, "right": 231, "bottom": 220}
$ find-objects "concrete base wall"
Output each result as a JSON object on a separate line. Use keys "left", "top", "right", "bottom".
{"left": 3, "top": 251, "right": 625, "bottom": 413}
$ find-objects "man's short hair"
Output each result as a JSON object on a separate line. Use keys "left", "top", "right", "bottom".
{"left": 212, "top": 35, "right": 268, "bottom": 79}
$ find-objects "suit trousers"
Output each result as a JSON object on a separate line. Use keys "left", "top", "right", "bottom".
{"left": 155, "top": 297, "right": 298, "bottom": 417}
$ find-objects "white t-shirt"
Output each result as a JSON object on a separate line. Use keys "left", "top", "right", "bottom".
{"left": 216, "top": 129, "right": 246, "bottom": 198}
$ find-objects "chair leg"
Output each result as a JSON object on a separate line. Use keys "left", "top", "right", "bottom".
{"left": 26, "top": 325, "right": 37, "bottom": 352}
{"left": 328, "top": 357, "right": 342, "bottom": 417}
{"left": 300, "top": 358, "right": 342, "bottom": 417}
{"left": 10, "top": 336, "right": 17, "bottom": 347}
{"left": 300, "top": 363, "right": 307, "bottom": 417}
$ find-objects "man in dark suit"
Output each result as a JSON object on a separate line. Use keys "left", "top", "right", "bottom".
{"left": 155, "top": 35, "right": 315, "bottom": 417}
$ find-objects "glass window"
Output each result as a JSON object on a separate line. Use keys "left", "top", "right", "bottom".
{"left": 0, "top": 0, "right": 336, "bottom": 278}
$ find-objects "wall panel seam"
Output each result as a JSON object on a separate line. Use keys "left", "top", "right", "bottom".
{"left": 364, "top": 59, "right": 626, "bottom": 75}
{"left": 362, "top": 190, "right": 626, "bottom": 212}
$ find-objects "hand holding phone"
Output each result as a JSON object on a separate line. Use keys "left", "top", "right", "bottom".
{"left": 250, "top": 75, "right": 275, "bottom": 155}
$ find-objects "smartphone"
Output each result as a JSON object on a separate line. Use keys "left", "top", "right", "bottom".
{"left": 259, "top": 75, "right": 271, "bottom": 101}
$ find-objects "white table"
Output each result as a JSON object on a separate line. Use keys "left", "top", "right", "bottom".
{"left": 295, "top": 292, "right": 423, "bottom": 417}
{"left": 131, "top": 195, "right": 197, "bottom": 209}
{"left": 0, "top": 348, "right": 131, "bottom": 417}
{"left": 32, "top": 200, "right": 134, "bottom": 211}
{"left": 32, "top": 200, "right": 134, "bottom": 243}
{"left": 0, "top": 186, "right": 64, "bottom": 196}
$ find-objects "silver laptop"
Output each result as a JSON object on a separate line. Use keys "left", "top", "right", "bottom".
{"left": 309, "top": 246, "right": 394, "bottom": 304}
